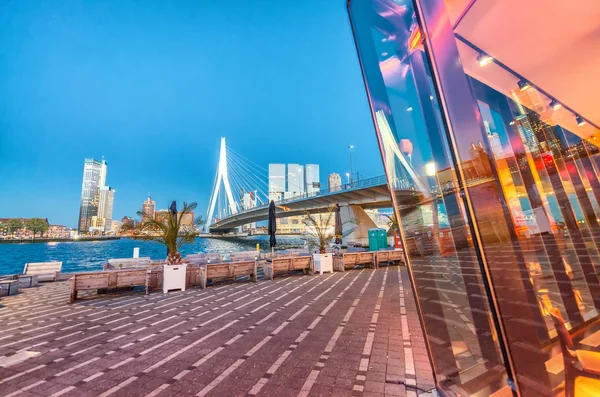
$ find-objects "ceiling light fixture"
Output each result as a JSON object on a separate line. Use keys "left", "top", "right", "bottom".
{"left": 518, "top": 79, "right": 531, "bottom": 91}
{"left": 477, "top": 52, "right": 493, "bottom": 67}
{"left": 577, "top": 115, "right": 586, "bottom": 127}
{"left": 549, "top": 99, "right": 562, "bottom": 111}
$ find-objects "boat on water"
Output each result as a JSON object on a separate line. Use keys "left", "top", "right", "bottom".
{"left": 47, "top": 241, "right": 59, "bottom": 246}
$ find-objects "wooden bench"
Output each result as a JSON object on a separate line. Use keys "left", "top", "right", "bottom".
{"left": 0, "top": 280, "right": 19, "bottom": 296}
{"left": 23, "top": 261, "right": 62, "bottom": 282}
{"left": 230, "top": 251, "right": 259, "bottom": 261}
{"left": 375, "top": 250, "right": 404, "bottom": 268}
{"left": 334, "top": 252, "right": 375, "bottom": 272}
{"left": 265, "top": 256, "right": 313, "bottom": 280}
{"left": 200, "top": 260, "right": 257, "bottom": 289}
{"left": 69, "top": 269, "right": 149, "bottom": 303}
{"left": 104, "top": 257, "right": 152, "bottom": 270}
{"left": 184, "top": 253, "right": 222, "bottom": 265}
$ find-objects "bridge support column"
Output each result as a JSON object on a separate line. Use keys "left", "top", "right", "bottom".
{"left": 340, "top": 205, "right": 377, "bottom": 247}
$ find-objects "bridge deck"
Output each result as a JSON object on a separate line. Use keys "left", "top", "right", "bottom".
{"left": 0, "top": 268, "right": 434, "bottom": 396}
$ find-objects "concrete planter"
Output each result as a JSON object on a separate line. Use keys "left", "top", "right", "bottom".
{"left": 312, "top": 253, "right": 333, "bottom": 275}
{"left": 163, "top": 264, "right": 187, "bottom": 293}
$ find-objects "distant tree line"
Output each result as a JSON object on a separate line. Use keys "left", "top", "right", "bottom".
{"left": 0, "top": 218, "right": 49, "bottom": 238}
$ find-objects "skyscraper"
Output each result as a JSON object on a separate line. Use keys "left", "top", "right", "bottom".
{"left": 142, "top": 195, "right": 156, "bottom": 222}
{"left": 305, "top": 164, "right": 320, "bottom": 196}
{"left": 328, "top": 173, "right": 342, "bottom": 192}
{"left": 287, "top": 164, "right": 304, "bottom": 197}
{"left": 268, "top": 164, "right": 286, "bottom": 201}
{"left": 78, "top": 158, "right": 108, "bottom": 232}
{"left": 97, "top": 186, "right": 115, "bottom": 232}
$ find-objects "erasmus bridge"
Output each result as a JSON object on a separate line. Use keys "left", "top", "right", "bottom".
{"left": 204, "top": 134, "right": 421, "bottom": 242}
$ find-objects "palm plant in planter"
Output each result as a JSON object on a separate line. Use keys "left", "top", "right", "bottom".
{"left": 136, "top": 201, "right": 198, "bottom": 264}
{"left": 304, "top": 207, "right": 336, "bottom": 274}
{"left": 304, "top": 207, "right": 335, "bottom": 253}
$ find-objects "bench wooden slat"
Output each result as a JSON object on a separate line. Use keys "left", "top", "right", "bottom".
{"left": 200, "top": 261, "right": 257, "bottom": 289}
{"left": 338, "top": 252, "right": 375, "bottom": 271}
{"left": 374, "top": 250, "right": 404, "bottom": 268}
{"left": 265, "top": 256, "right": 313, "bottom": 279}
{"left": 70, "top": 269, "right": 148, "bottom": 303}
{"left": 24, "top": 261, "right": 62, "bottom": 282}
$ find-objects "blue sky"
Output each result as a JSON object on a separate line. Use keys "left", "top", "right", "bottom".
{"left": 0, "top": 0, "right": 381, "bottom": 228}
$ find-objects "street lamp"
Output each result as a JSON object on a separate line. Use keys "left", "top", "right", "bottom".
{"left": 348, "top": 145, "right": 354, "bottom": 183}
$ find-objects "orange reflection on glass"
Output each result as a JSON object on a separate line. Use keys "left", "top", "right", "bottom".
{"left": 407, "top": 26, "right": 422, "bottom": 53}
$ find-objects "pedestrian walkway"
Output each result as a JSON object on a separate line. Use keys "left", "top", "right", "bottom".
{"left": 0, "top": 267, "right": 435, "bottom": 397}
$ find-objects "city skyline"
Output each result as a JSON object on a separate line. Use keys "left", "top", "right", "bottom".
{"left": 0, "top": 0, "right": 383, "bottom": 229}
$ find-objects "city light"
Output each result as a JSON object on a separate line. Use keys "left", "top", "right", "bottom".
{"left": 477, "top": 52, "right": 493, "bottom": 67}
{"left": 518, "top": 79, "right": 531, "bottom": 91}
{"left": 549, "top": 99, "right": 562, "bottom": 111}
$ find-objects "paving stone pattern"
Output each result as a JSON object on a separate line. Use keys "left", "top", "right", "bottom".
{"left": 0, "top": 267, "right": 435, "bottom": 397}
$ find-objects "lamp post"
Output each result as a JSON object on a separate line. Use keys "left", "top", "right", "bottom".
{"left": 348, "top": 145, "right": 354, "bottom": 184}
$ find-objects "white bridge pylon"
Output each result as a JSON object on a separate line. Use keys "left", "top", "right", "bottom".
{"left": 206, "top": 137, "right": 237, "bottom": 231}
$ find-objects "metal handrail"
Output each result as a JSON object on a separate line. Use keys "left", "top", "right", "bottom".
{"left": 211, "top": 174, "right": 393, "bottom": 225}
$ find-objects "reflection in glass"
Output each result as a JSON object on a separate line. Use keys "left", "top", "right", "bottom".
{"left": 348, "top": 0, "right": 600, "bottom": 395}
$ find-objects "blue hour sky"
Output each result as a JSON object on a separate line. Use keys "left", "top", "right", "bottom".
{"left": 0, "top": 0, "right": 382, "bottom": 228}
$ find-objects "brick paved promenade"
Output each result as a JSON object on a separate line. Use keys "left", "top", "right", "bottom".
{"left": 0, "top": 267, "right": 435, "bottom": 397}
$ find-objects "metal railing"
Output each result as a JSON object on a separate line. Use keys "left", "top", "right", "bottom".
{"left": 211, "top": 174, "right": 395, "bottom": 225}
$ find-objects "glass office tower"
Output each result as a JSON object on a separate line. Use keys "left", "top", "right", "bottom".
{"left": 348, "top": 0, "right": 600, "bottom": 395}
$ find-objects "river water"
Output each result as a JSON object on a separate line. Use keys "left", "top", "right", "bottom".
{"left": 0, "top": 236, "right": 305, "bottom": 276}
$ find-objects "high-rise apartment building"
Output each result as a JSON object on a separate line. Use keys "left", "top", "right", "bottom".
{"left": 142, "top": 195, "right": 156, "bottom": 222}
{"left": 305, "top": 164, "right": 320, "bottom": 196}
{"left": 268, "top": 164, "right": 286, "bottom": 201}
{"left": 328, "top": 173, "right": 342, "bottom": 192}
{"left": 287, "top": 164, "right": 304, "bottom": 197}
{"left": 97, "top": 186, "right": 115, "bottom": 232}
{"left": 78, "top": 158, "right": 108, "bottom": 232}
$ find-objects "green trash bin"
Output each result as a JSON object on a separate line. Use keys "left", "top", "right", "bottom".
{"left": 368, "top": 228, "right": 388, "bottom": 251}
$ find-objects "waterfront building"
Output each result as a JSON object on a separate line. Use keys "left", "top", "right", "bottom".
{"left": 111, "top": 220, "right": 122, "bottom": 234}
{"left": 348, "top": 0, "right": 600, "bottom": 395}
{"left": 47, "top": 225, "right": 70, "bottom": 238}
{"left": 287, "top": 164, "right": 304, "bottom": 197}
{"left": 96, "top": 186, "right": 115, "bottom": 233}
{"left": 155, "top": 210, "right": 194, "bottom": 228}
{"left": 305, "top": 164, "right": 320, "bottom": 196}
{"left": 78, "top": 158, "right": 107, "bottom": 232}
{"left": 268, "top": 164, "right": 286, "bottom": 202}
{"left": 241, "top": 191, "right": 257, "bottom": 211}
{"left": 328, "top": 173, "right": 341, "bottom": 192}
{"left": 142, "top": 195, "right": 156, "bottom": 222}
{"left": 0, "top": 217, "right": 51, "bottom": 239}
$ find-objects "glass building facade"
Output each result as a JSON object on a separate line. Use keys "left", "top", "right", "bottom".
{"left": 348, "top": 0, "right": 600, "bottom": 395}
{"left": 78, "top": 158, "right": 107, "bottom": 233}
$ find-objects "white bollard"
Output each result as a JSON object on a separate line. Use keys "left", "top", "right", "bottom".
{"left": 133, "top": 247, "right": 140, "bottom": 258}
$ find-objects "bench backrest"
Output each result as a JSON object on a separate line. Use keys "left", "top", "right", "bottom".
{"left": 376, "top": 251, "right": 392, "bottom": 261}
{"left": 232, "top": 261, "right": 256, "bottom": 276}
{"left": 24, "top": 262, "right": 62, "bottom": 276}
{"left": 184, "top": 253, "right": 222, "bottom": 264}
{"left": 356, "top": 252, "right": 374, "bottom": 264}
{"left": 73, "top": 272, "right": 110, "bottom": 290}
{"left": 342, "top": 253, "right": 359, "bottom": 265}
{"left": 389, "top": 250, "right": 404, "bottom": 261}
{"left": 73, "top": 269, "right": 147, "bottom": 290}
{"left": 230, "top": 251, "right": 258, "bottom": 261}
{"left": 271, "top": 257, "right": 293, "bottom": 271}
{"left": 292, "top": 256, "right": 311, "bottom": 270}
{"left": 206, "top": 261, "right": 255, "bottom": 279}
{"left": 107, "top": 257, "right": 151, "bottom": 268}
